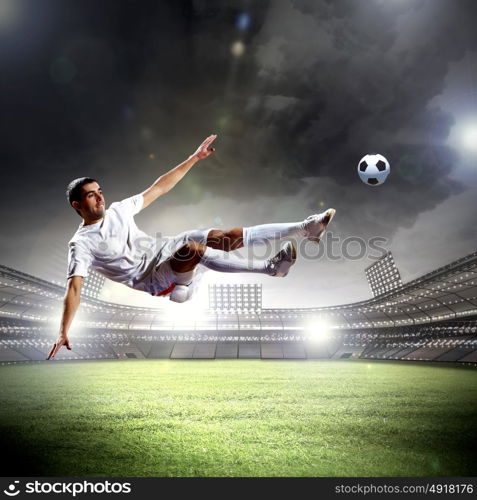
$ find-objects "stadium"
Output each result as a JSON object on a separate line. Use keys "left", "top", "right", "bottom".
{"left": 3, "top": 0, "right": 477, "bottom": 482}
{"left": 1, "top": 250, "right": 476, "bottom": 477}
{"left": 1, "top": 251, "right": 477, "bottom": 364}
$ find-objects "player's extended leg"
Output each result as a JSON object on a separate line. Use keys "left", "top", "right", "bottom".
{"left": 206, "top": 228, "right": 244, "bottom": 251}
{"left": 205, "top": 208, "right": 336, "bottom": 250}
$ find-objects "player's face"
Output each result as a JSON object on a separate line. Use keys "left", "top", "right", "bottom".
{"left": 78, "top": 182, "right": 105, "bottom": 219}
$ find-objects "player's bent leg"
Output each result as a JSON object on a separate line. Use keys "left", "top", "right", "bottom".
{"left": 169, "top": 236, "right": 297, "bottom": 279}
{"left": 169, "top": 242, "right": 206, "bottom": 273}
{"left": 199, "top": 240, "right": 297, "bottom": 277}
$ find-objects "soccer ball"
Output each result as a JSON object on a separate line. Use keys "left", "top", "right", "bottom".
{"left": 357, "top": 154, "right": 390, "bottom": 186}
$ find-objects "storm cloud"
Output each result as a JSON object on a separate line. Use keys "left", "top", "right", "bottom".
{"left": 1, "top": 0, "right": 477, "bottom": 305}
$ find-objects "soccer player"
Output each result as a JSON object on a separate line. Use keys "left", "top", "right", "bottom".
{"left": 47, "top": 135, "right": 335, "bottom": 359}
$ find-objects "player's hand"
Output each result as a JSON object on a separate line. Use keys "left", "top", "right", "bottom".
{"left": 46, "top": 334, "right": 72, "bottom": 360}
{"left": 193, "top": 134, "right": 217, "bottom": 160}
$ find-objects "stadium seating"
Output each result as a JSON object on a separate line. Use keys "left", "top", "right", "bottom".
{"left": 170, "top": 342, "right": 196, "bottom": 359}
{"left": 215, "top": 342, "right": 239, "bottom": 358}
{"left": 260, "top": 342, "right": 284, "bottom": 359}
{"left": 238, "top": 342, "right": 261, "bottom": 359}
{"left": 1, "top": 326, "right": 476, "bottom": 364}
{"left": 193, "top": 343, "right": 217, "bottom": 359}
{"left": 110, "top": 344, "right": 146, "bottom": 359}
{"left": 0, "top": 261, "right": 477, "bottom": 365}
{"left": 148, "top": 342, "right": 174, "bottom": 359}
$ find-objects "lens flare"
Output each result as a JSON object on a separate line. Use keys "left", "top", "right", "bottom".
{"left": 231, "top": 41, "right": 245, "bottom": 57}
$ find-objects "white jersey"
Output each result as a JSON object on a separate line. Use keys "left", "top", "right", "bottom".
{"left": 67, "top": 194, "right": 160, "bottom": 289}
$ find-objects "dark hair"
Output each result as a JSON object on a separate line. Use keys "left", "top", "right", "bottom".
{"left": 66, "top": 177, "right": 98, "bottom": 216}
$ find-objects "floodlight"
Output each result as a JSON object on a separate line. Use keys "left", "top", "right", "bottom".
{"left": 305, "top": 319, "right": 333, "bottom": 342}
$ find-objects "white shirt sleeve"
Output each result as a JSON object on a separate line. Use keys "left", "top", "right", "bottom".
{"left": 113, "top": 194, "right": 144, "bottom": 217}
{"left": 67, "top": 241, "right": 93, "bottom": 279}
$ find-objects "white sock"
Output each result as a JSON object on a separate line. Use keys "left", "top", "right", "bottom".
{"left": 200, "top": 247, "right": 270, "bottom": 274}
{"left": 242, "top": 221, "right": 305, "bottom": 247}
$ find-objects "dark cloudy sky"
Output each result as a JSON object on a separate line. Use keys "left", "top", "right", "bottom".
{"left": 1, "top": 0, "right": 477, "bottom": 308}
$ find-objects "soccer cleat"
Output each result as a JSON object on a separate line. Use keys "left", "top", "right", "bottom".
{"left": 302, "top": 208, "right": 336, "bottom": 243}
{"left": 266, "top": 240, "right": 297, "bottom": 277}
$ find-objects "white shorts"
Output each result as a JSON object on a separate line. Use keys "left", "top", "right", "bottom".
{"left": 139, "top": 227, "right": 212, "bottom": 295}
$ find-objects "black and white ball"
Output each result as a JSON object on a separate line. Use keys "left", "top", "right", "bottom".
{"left": 357, "top": 154, "right": 390, "bottom": 186}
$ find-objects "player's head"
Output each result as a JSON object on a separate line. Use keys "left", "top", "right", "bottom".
{"left": 66, "top": 177, "right": 105, "bottom": 219}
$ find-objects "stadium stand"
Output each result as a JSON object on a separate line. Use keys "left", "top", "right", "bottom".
{"left": 436, "top": 342, "right": 477, "bottom": 362}
{"left": 261, "top": 342, "right": 284, "bottom": 359}
{"left": 110, "top": 344, "right": 146, "bottom": 359}
{"left": 238, "top": 342, "right": 261, "bottom": 358}
{"left": 170, "top": 342, "right": 196, "bottom": 359}
{"left": 458, "top": 344, "right": 477, "bottom": 363}
{"left": 148, "top": 342, "right": 175, "bottom": 359}
{"left": 193, "top": 342, "right": 217, "bottom": 359}
{"left": 305, "top": 341, "right": 339, "bottom": 359}
{"left": 331, "top": 346, "right": 366, "bottom": 359}
{"left": 282, "top": 342, "right": 306, "bottom": 359}
{"left": 0, "top": 345, "right": 29, "bottom": 362}
{"left": 215, "top": 342, "right": 239, "bottom": 358}
{"left": 0, "top": 251, "right": 477, "bottom": 364}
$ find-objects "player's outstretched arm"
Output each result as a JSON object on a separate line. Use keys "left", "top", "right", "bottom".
{"left": 140, "top": 134, "right": 217, "bottom": 210}
{"left": 46, "top": 276, "right": 82, "bottom": 360}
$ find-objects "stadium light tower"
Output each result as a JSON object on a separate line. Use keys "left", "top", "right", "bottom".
{"left": 82, "top": 271, "right": 106, "bottom": 300}
{"left": 365, "top": 251, "right": 403, "bottom": 298}
{"left": 208, "top": 284, "right": 262, "bottom": 313}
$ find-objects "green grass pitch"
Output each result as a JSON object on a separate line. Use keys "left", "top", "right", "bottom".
{"left": 0, "top": 359, "right": 476, "bottom": 477}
